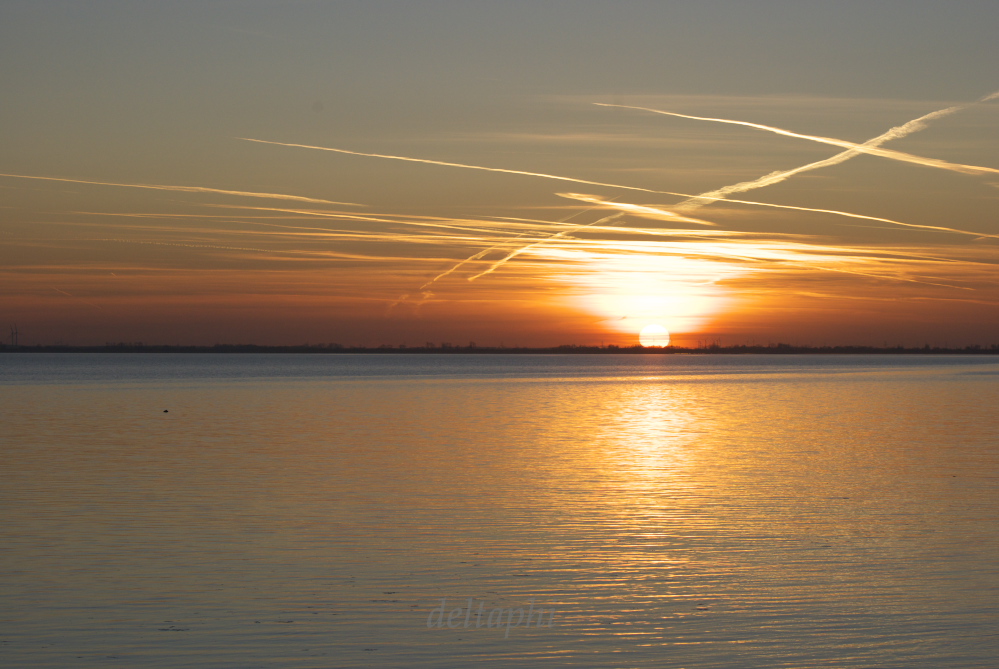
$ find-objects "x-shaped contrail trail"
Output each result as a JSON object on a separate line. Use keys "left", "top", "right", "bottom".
{"left": 670, "top": 105, "right": 965, "bottom": 211}
{"left": 596, "top": 89, "right": 999, "bottom": 190}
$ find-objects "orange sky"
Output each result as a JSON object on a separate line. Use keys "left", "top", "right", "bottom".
{"left": 2, "top": 3, "right": 999, "bottom": 347}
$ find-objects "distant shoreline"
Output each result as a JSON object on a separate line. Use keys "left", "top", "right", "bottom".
{"left": 2, "top": 344, "right": 997, "bottom": 355}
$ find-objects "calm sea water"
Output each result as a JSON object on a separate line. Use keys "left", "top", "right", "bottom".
{"left": 2, "top": 354, "right": 997, "bottom": 668}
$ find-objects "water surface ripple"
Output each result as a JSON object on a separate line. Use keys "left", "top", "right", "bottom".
{"left": 2, "top": 354, "right": 997, "bottom": 667}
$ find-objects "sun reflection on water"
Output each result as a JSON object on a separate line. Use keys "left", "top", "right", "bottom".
{"left": 595, "top": 383, "right": 700, "bottom": 491}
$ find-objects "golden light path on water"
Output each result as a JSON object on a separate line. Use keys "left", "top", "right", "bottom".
{"left": 7, "top": 355, "right": 998, "bottom": 666}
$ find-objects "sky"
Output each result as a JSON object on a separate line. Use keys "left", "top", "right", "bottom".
{"left": 2, "top": 0, "right": 998, "bottom": 347}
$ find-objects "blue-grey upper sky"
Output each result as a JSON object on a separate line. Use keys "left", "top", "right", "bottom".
{"left": 5, "top": 1, "right": 997, "bottom": 164}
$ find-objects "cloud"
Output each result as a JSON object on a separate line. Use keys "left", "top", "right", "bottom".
{"left": 556, "top": 193, "right": 715, "bottom": 226}
{"left": 238, "top": 138, "right": 665, "bottom": 194}
{"left": 0, "top": 173, "right": 360, "bottom": 207}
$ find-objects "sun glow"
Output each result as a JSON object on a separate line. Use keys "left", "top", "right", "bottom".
{"left": 639, "top": 324, "right": 670, "bottom": 347}
{"left": 540, "top": 248, "right": 747, "bottom": 341}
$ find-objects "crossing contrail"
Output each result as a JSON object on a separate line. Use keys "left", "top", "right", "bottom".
{"left": 418, "top": 198, "right": 620, "bottom": 292}
{"left": 596, "top": 92, "right": 999, "bottom": 179}
{"left": 559, "top": 193, "right": 716, "bottom": 225}
{"left": 466, "top": 213, "right": 625, "bottom": 282}
{"left": 419, "top": 240, "right": 527, "bottom": 292}
{"left": 672, "top": 104, "right": 965, "bottom": 210}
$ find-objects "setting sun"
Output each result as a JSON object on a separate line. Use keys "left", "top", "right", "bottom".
{"left": 639, "top": 323, "right": 670, "bottom": 347}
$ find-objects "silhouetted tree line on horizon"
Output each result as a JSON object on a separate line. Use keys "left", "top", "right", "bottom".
{"left": 2, "top": 341, "right": 999, "bottom": 354}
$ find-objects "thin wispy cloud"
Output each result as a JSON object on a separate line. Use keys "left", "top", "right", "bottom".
{"left": 0, "top": 173, "right": 360, "bottom": 206}
{"left": 238, "top": 138, "right": 667, "bottom": 194}
{"left": 556, "top": 193, "right": 999, "bottom": 240}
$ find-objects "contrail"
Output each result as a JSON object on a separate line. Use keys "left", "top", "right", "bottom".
{"left": 76, "top": 237, "right": 413, "bottom": 262}
{"left": 239, "top": 135, "right": 994, "bottom": 238}
{"left": 50, "top": 287, "right": 104, "bottom": 310}
{"left": 467, "top": 213, "right": 624, "bottom": 282}
{"left": 417, "top": 198, "right": 614, "bottom": 291}
{"left": 556, "top": 192, "right": 999, "bottom": 240}
{"left": 419, "top": 242, "right": 523, "bottom": 291}
{"left": 392, "top": 237, "right": 524, "bottom": 310}
{"left": 238, "top": 123, "right": 998, "bottom": 294}
{"left": 673, "top": 104, "right": 964, "bottom": 210}
{"left": 238, "top": 137, "right": 666, "bottom": 194}
{"left": 595, "top": 94, "right": 999, "bottom": 178}
{"left": 200, "top": 204, "right": 559, "bottom": 243}
{"left": 561, "top": 193, "right": 717, "bottom": 225}
{"left": 0, "top": 173, "right": 360, "bottom": 206}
